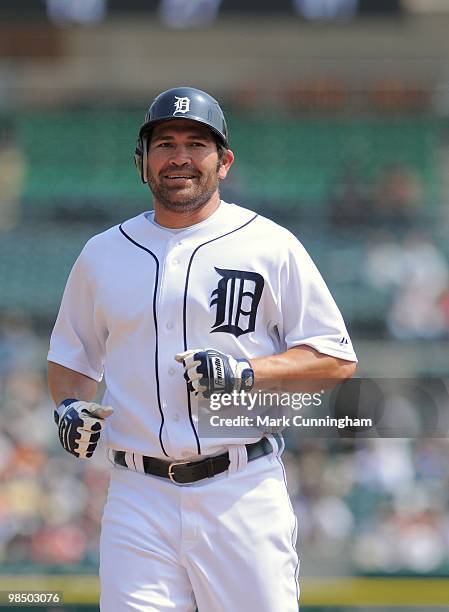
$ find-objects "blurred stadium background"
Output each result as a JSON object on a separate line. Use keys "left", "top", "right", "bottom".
{"left": 2, "top": 1, "right": 449, "bottom": 610}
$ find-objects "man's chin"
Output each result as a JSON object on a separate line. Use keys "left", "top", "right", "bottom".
{"left": 163, "top": 191, "right": 200, "bottom": 206}
{"left": 156, "top": 193, "right": 209, "bottom": 213}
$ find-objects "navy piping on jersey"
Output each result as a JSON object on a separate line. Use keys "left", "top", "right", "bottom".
{"left": 182, "top": 213, "right": 259, "bottom": 455}
{"left": 119, "top": 224, "right": 169, "bottom": 457}
{"left": 276, "top": 453, "right": 301, "bottom": 606}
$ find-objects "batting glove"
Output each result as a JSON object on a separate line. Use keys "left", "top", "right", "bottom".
{"left": 54, "top": 399, "right": 114, "bottom": 459}
{"left": 175, "top": 348, "right": 254, "bottom": 398}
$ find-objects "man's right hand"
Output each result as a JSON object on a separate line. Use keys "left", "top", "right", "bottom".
{"left": 54, "top": 399, "right": 114, "bottom": 459}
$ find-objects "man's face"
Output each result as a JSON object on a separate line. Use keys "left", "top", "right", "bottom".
{"left": 146, "top": 119, "right": 232, "bottom": 213}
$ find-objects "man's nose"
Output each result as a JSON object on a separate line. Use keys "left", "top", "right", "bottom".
{"left": 168, "top": 145, "right": 191, "bottom": 165}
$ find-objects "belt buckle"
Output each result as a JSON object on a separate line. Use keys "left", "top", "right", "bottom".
{"left": 168, "top": 460, "right": 191, "bottom": 485}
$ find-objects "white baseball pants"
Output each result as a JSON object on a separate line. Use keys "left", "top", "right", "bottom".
{"left": 99, "top": 444, "right": 299, "bottom": 611}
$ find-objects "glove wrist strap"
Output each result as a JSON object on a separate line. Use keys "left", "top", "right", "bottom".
{"left": 61, "top": 398, "right": 79, "bottom": 407}
{"left": 237, "top": 359, "right": 254, "bottom": 392}
{"left": 54, "top": 398, "right": 79, "bottom": 425}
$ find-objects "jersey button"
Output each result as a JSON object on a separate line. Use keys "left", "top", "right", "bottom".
{"left": 166, "top": 321, "right": 174, "bottom": 330}
{"left": 173, "top": 414, "right": 180, "bottom": 422}
{"left": 172, "top": 258, "right": 180, "bottom": 266}
{"left": 168, "top": 367, "right": 175, "bottom": 376}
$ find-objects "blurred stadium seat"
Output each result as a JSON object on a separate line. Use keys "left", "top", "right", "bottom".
{"left": 13, "top": 111, "right": 439, "bottom": 211}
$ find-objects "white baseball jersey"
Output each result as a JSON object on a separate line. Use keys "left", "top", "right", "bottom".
{"left": 48, "top": 201, "right": 357, "bottom": 460}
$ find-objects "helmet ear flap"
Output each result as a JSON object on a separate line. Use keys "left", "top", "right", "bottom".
{"left": 134, "top": 136, "right": 148, "bottom": 184}
{"left": 142, "top": 135, "right": 148, "bottom": 184}
{"left": 134, "top": 150, "right": 143, "bottom": 182}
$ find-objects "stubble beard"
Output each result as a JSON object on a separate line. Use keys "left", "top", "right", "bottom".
{"left": 147, "top": 167, "right": 221, "bottom": 213}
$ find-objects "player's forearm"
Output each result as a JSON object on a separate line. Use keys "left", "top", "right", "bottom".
{"left": 47, "top": 361, "right": 98, "bottom": 406}
{"left": 250, "top": 345, "right": 356, "bottom": 391}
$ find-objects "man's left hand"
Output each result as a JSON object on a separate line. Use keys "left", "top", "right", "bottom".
{"left": 175, "top": 348, "right": 254, "bottom": 398}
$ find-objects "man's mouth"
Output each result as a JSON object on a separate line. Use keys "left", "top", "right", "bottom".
{"left": 163, "top": 174, "right": 197, "bottom": 180}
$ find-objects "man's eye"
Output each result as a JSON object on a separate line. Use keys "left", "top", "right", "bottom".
{"left": 189, "top": 142, "right": 205, "bottom": 147}
{"left": 157, "top": 142, "right": 172, "bottom": 148}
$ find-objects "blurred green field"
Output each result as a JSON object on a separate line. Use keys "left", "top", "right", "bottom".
{"left": 1, "top": 575, "right": 449, "bottom": 609}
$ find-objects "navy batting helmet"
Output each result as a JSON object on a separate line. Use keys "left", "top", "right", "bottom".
{"left": 134, "top": 86, "right": 229, "bottom": 183}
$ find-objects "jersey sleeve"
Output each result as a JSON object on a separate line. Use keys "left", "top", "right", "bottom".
{"left": 47, "top": 245, "right": 106, "bottom": 381}
{"left": 279, "top": 235, "right": 357, "bottom": 362}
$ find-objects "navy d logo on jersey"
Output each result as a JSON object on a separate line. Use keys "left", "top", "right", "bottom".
{"left": 173, "top": 96, "right": 191, "bottom": 115}
{"left": 210, "top": 268, "right": 264, "bottom": 337}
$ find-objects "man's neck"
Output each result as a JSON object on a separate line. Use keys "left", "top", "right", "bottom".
{"left": 153, "top": 193, "right": 221, "bottom": 229}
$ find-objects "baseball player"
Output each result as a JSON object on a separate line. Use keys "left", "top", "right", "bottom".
{"left": 47, "top": 87, "right": 357, "bottom": 611}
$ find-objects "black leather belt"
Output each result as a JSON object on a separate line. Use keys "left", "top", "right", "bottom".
{"left": 112, "top": 435, "right": 280, "bottom": 485}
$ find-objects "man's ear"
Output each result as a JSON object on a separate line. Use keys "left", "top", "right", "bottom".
{"left": 218, "top": 149, "right": 234, "bottom": 180}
